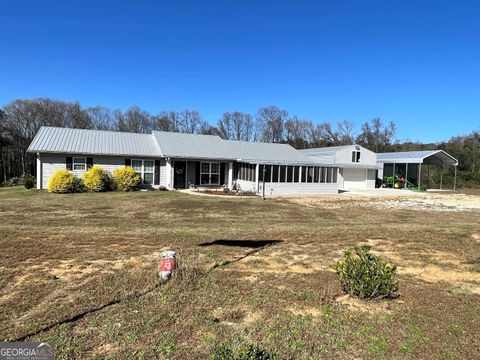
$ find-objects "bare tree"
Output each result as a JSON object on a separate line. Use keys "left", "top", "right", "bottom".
{"left": 153, "top": 110, "right": 181, "bottom": 132}
{"left": 256, "top": 106, "right": 288, "bottom": 143}
{"left": 356, "top": 117, "right": 396, "bottom": 152}
{"left": 179, "top": 109, "right": 202, "bottom": 134}
{"left": 116, "top": 107, "right": 153, "bottom": 133}
{"left": 337, "top": 120, "right": 356, "bottom": 145}
{"left": 85, "top": 106, "right": 116, "bottom": 130}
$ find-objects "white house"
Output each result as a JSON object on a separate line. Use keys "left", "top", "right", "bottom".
{"left": 28, "top": 127, "right": 340, "bottom": 195}
{"left": 300, "top": 145, "right": 380, "bottom": 190}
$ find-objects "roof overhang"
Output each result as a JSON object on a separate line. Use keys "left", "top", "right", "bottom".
{"left": 377, "top": 150, "right": 458, "bottom": 166}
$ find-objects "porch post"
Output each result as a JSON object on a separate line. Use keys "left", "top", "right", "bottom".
{"left": 165, "top": 158, "right": 172, "bottom": 189}
{"left": 255, "top": 163, "right": 260, "bottom": 194}
{"left": 36, "top": 153, "right": 42, "bottom": 190}
{"left": 228, "top": 162, "right": 233, "bottom": 190}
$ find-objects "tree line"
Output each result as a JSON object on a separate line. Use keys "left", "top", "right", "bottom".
{"left": 0, "top": 97, "right": 479, "bottom": 186}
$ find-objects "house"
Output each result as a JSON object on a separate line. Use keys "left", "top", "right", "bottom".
{"left": 299, "top": 145, "right": 380, "bottom": 190}
{"left": 27, "top": 127, "right": 340, "bottom": 195}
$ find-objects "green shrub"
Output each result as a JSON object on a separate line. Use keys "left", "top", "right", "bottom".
{"left": 212, "top": 343, "right": 275, "bottom": 360}
{"left": 48, "top": 170, "right": 82, "bottom": 193}
{"left": 334, "top": 245, "right": 399, "bottom": 299}
{"left": 23, "top": 176, "right": 35, "bottom": 189}
{"left": 113, "top": 166, "right": 141, "bottom": 191}
{"left": 82, "top": 165, "right": 112, "bottom": 192}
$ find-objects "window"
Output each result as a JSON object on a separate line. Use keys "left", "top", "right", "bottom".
{"left": 279, "top": 166, "right": 286, "bottom": 182}
{"left": 352, "top": 151, "right": 361, "bottom": 163}
{"left": 301, "top": 167, "right": 307, "bottom": 182}
{"left": 294, "top": 167, "right": 299, "bottom": 182}
{"left": 73, "top": 157, "right": 86, "bottom": 171}
{"left": 272, "top": 166, "right": 279, "bottom": 182}
{"left": 287, "top": 166, "right": 293, "bottom": 182}
{"left": 307, "top": 167, "right": 314, "bottom": 183}
{"left": 327, "top": 167, "right": 333, "bottom": 183}
{"left": 263, "top": 165, "right": 272, "bottom": 182}
{"left": 132, "top": 159, "right": 155, "bottom": 185}
{"left": 314, "top": 167, "right": 319, "bottom": 182}
{"left": 332, "top": 168, "right": 338, "bottom": 183}
{"left": 320, "top": 167, "right": 326, "bottom": 183}
{"left": 201, "top": 162, "right": 220, "bottom": 185}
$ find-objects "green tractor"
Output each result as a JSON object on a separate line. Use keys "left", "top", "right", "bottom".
{"left": 382, "top": 175, "right": 404, "bottom": 189}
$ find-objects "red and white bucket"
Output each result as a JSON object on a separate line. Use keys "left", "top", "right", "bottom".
{"left": 159, "top": 251, "right": 176, "bottom": 280}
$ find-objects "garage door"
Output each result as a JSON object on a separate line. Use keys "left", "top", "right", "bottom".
{"left": 342, "top": 168, "right": 367, "bottom": 189}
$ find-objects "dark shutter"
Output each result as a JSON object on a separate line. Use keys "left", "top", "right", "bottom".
{"left": 154, "top": 160, "right": 160, "bottom": 185}
{"left": 220, "top": 163, "right": 226, "bottom": 185}
{"left": 125, "top": 159, "right": 131, "bottom": 167}
{"left": 66, "top": 157, "right": 73, "bottom": 170}
{"left": 86, "top": 157, "right": 93, "bottom": 169}
{"left": 195, "top": 162, "right": 200, "bottom": 185}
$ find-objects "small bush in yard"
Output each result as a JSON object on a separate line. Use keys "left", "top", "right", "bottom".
{"left": 82, "top": 165, "right": 112, "bottom": 192}
{"left": 334, "top": 245, "right": 399, "bottom": 299}
{"left": 23, "top": 176, "right": 35, "bottom": 189}
{"left": 47, "top": 170, "right": 82, "bottom": 193}
{"left": 113, "top": 166, "right": 141, "bottom": 191}
{"left": 212, "top": 343, "right": 275, "bottom": 360}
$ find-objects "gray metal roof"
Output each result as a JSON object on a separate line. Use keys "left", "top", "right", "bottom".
{"left": 28, "top": 127, "right": 161, "bottom": 157}
{"left": 377, "top": 150, "right": 458, "bottom": 166}
{"left": 153, "top": 131, "right": 234, "bottom": 160}
{"left": 224, "top": 140, "right": 312, "bottom": 164}
{"left": 28, "top": 126, "right": 342, "bottom": 165}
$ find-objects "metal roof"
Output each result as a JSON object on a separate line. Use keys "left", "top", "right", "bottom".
{"left": 224, "top": 140, "right": 312, "bottom": 164}
{"left": 27, "top": 127, "right": 161, "bottom": 157}
{"left": 153, "top": 131, "right": 235, "bottom": 160}
{"left": 28, "top": 127, "right": 349, "bottom": 165}
{"left": 377, "top": 150, "right": 458, "bottom": 166}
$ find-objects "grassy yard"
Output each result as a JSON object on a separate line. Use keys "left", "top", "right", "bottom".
{"left": 1, "top": 187, "right": 479, "bottom": 359}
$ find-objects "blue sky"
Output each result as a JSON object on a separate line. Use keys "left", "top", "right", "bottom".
{"left": 1, "top": 1, "right": 479, "bottom": 143}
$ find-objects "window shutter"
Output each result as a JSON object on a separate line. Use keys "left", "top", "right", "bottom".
{"left": 154, "top": 160, "right": 160, "bottom": 185}
{"left": 66, "top": 157, "right": 73, "bottom": 170}
{"left": 86, "top": 157, "right": 93, "bottom": 169}
{"left": 195, "top": 162, "right": 200, "bottom": 185}
{"left": 125, "top": 159, "right": 131, "bottom": 167}
{"left": 220, "top": 163, "right": 226, "bottom": 185}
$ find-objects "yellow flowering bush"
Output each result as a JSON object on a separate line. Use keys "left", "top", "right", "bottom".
{"left": 47, "top": 169, "right": 81, "bottom": 193}
{"left": 82, "top": 165, "right": 112, "bottom": 192}
{"left": 113, "top": 166, "right": 141, "bottom": 191}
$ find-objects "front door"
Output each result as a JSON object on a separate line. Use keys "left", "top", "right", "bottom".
{"left": 173, "top": 161, "right": 186, "bottom": 188}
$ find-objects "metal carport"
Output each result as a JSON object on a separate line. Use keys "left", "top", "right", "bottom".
{"left": 377, "top": 150, "right": 459, "bottom": 190}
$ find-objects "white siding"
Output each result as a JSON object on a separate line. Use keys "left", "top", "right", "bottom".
{"left": 41, "top": 154, "right": 166, "bottom": 189}
{"left": 235, "top": 179, "right": 257, "bottom": 193}
{"left": 367, "top": 169, "right": 376, "bottom": 188}
{"left": 259, "top": 182, "right": 338, "bottom": 196}
{"left": 335, "top": 146, "right": 377, "bottom": 166}
{"left": 342, "top": 168, "right": 367, "bottom": 189}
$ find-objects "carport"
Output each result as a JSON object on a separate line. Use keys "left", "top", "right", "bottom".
{"left": 377, "top": 150, "right": 459, "bottom": 190}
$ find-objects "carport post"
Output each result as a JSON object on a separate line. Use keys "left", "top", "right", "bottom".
{"left": 453, "top": 165, "right": 457, "bottom": 191}
{"left": 440, "top": 160, "right": 444, "bottom": 190}
{"left": 405, "top": 163, "right": 409, "bottom": 189}
{"left": 418, "top": 164, "right": 422, "bottom": 191}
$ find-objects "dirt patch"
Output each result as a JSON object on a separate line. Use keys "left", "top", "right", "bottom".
{"left": 335, "top": 294, "right": 392, "bottom": 314}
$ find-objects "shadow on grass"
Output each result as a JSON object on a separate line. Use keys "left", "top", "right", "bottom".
{"left": 199, "top": 239, "right": 282, "bottom": 248}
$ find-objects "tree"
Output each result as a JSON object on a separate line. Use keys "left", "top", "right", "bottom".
{"left": 256, "top": 106, "right": 288, "bottom": 143}
{"left": 153, "top": 110, "right": 181, "bottom": 132}
{"left": 179, "top": 109, "right": 202, "bottom": 134}
{"left": 85, "top": 106, "right": 116, "bottom": 130}
{"left": 356, "top": 117, "right": 396, "bottom": 152}
{"left": 218, "top": 111, "right": 254, "bottom": 141}
{"left": 116, "top": 107, "right": 153, "bottom": 133}
{"left": 285, "top": 116, "right": 311, "bottom": 149}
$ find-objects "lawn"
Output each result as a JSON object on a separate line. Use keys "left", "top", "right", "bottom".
{"left": 0, "top": 187, "right": 479, "bottom": 359}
